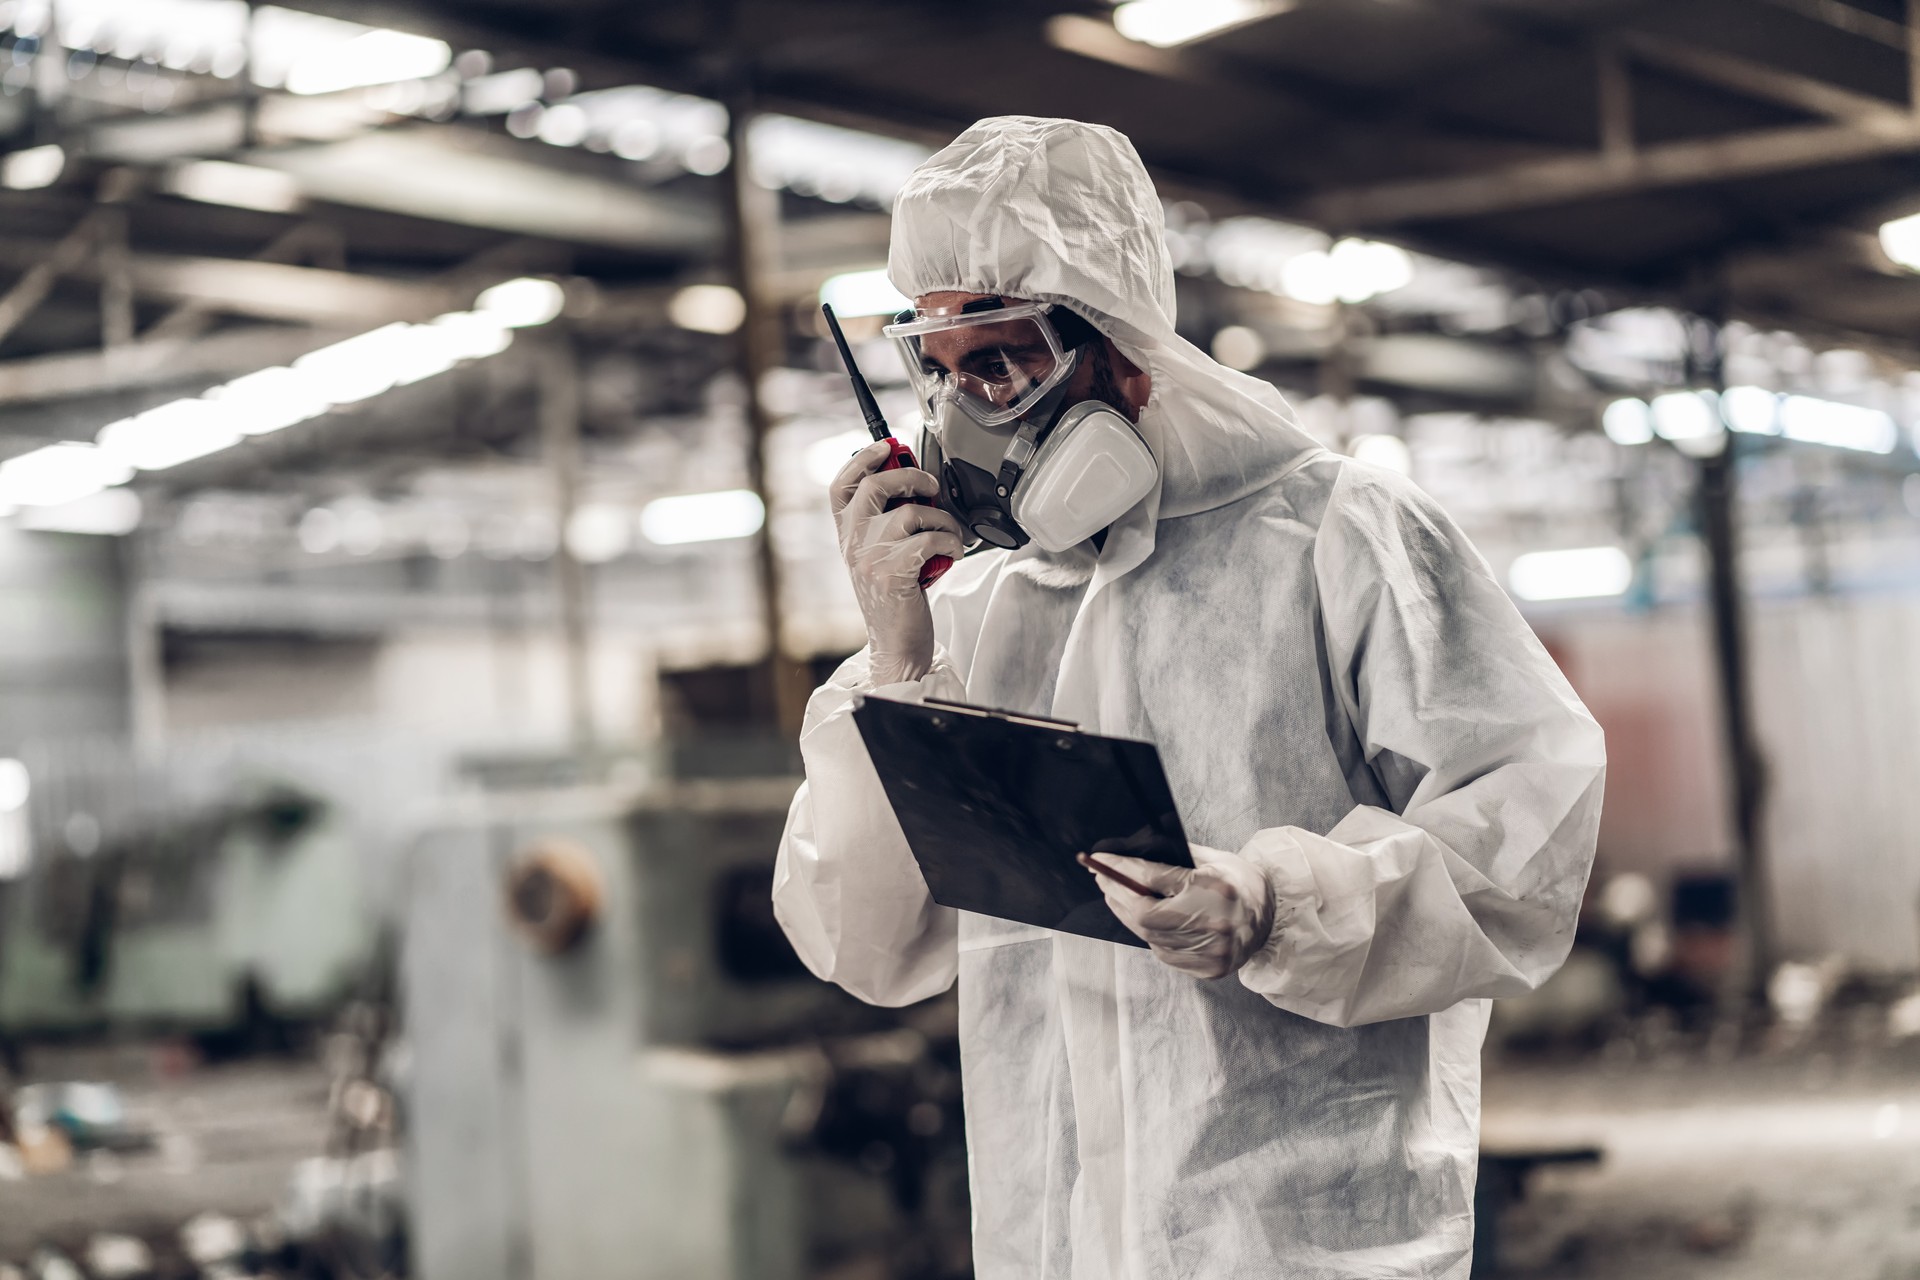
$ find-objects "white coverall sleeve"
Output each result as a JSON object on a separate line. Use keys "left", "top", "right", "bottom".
{"left": 1235, "top": 474, "right": 1606, "bottom": 1027}
{"left": 772, "top": 648, "right": 964, "bottom": 1007}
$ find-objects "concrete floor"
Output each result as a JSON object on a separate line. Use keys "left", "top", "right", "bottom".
{"left": 1482, "top": 1041, "right": 1920, "bottom": 1279}
{"left": 6, "top": 1036, "right": 1920, "bottom": 1277}
{"left": 0, "top": 1045, "right": 332, "bottom": 1263}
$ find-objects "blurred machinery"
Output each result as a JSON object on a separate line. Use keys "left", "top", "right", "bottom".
{"left": 0, "top": 775, "right": 371, "bottom": 1042}
{"left": 403, "top": 766, "right": 970, "bottom": 1280}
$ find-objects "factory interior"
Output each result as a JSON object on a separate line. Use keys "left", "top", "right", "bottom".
{"left": 1, "top": 0, "right": 1919, "bottom": 1276}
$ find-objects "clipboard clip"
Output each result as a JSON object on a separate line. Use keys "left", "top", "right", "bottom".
{"left": 920, "top": 696, "right": 1081, "bottom": 731}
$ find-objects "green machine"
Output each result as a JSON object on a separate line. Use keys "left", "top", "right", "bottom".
{"left": 0, "top": 747, "right": 385, "bottom": 1038}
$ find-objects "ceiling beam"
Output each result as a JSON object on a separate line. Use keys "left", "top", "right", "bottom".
{"left": 143, "top": 223, "right": 348, "bottom": 344}
{"left": 267, "top": 0, "right": 707, "bottom": 97}
{"left": 1617, "top": 29, "right": 1915, "bottom": 130}
{"left": 249, "top": 127, "right": 719, "bottom": 253}
{"left": 0, "top": 212, "right": 106, "bottom": 346}
{"left": 1043, "top": 12, "right": 1569, "bottom": 175}
{"left": 1299, "top": 118, "right": 1920, "bottom": 226}
{"left": 0, "top": 326, "right": 351, "bottom": 406}
{"left": 133, "top": 256, "right": 452, "bottom": 326}
{"left": 0, "top": 237, "right": 458, "bottom": 326}
{"left": 1755, "top": 0, "right": 1913, "bottom": 52}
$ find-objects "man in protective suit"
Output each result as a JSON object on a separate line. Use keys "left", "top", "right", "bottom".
{"left": 774, "top": 116, "right": 1605, "bottom": 1279}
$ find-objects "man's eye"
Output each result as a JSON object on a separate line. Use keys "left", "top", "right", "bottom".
{"left": 982, "top": 359, "right": 1013, "bottom": 380}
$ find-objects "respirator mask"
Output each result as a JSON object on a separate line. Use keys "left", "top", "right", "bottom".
{"left": 883, "top": 297, "right": 1158, "bottom": 554}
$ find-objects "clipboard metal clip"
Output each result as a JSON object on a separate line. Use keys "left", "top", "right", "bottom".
{"left": 919, "top": 696, "right": 1082, "bottom": 732}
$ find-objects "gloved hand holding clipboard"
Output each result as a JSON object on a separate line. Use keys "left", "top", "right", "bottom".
{"left": 851, "top": 694, "right": 1193, "bottom": 948}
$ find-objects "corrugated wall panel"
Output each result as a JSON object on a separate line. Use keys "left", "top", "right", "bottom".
{"left": 1751, "top": 599, "right": 1920, "bottom": 972}
{"left": 1542, "top": 597, "right": 1920, "bottom": 974}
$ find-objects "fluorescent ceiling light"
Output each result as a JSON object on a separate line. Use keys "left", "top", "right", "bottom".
{"left": 54, "top": 0, "right": 248, "bottom": 65}
{"left": 0, "top": 755, "right": 25, "bottom": 880}
{"left": 1509, "top": 546, "right": 1634, "bottom": 603}
{"left": 0, "top": 444, "right": 134, "bottom": 507}
{"left": 476, "top": 278, "right": 565, "bottom": 328}
{"left": 1280, "top": 252, "right": 1339, "bottom": 306}
{"left": 669, "top": 284, "right": 747, "bottom": 335}
{"left": 206, "top": 366, "right": 330, "bottom": 435}
{"left": 16, "top": 487, "right": 142, "bottom": 536}
{"left": 287, "top": 312, "right": 509, "bottom": 403}
{"left": 1650, "top": 390, "right": 1720, "bottom": 441}
{"left": 1113, "top": 0, "right": 1280, "bottom": 48}
{"left": 0, "top": 758, "right": 26, "bottom": 812}
{"left": 537, "top": 103, "right": 591, "bottom": 148}
{"left": 1879, "top": 212, "right": 1920, "bottom": 272}
{"left": 682, "top": 136, "right": 731, "bottom": 176}
{"left": 1619, "top": 387, "right": 1890, "bottom": 454}
{"left": 298, "top": 506, "right": 341, "bottom": 554}
{"left": 284, "top": 26, "right": 451, "bottom": 95}
{"left": 1777, "top": 395, "right": 1898, "bottom": 453}
{"left": 73, "top": 304, "right": 526, "bottom": 479}
{"left": 462, "top": 67, "right": 544, "bottom": 116}
{"left": 819, "top": 269, "right": 911, "bottom": 319}
{"left": 1601, "top": 398, "right": 1654, "bottom": 445}
{"left": 336, "top": 505, "right": 385, "bottom": 556}
{"left": 98, "top": 400, "right": 243, "bottom": 471}
{"left": 165, "top": 160, "right": 304, "bottom": 213}
{"left": 611, "top": 119, "right": 660, "bottom": 161}
{"left": 565, "top": 504, "right": 634, "bottom": 564}
{"left": 2, "top": 144, "right": 65, "bottom": 191}
{"left": 1203, "top": 216, "right": 1330, "bottom": 294}
{"left": 1210, "top": 325, "right": 1265, "bottom": 371}
{"left": 424, "top": 311, "right": 513, "bottom": 361}
{"left": 1280, "top": 238, "right": 1412, "bottom": 306}
{"left": 640, "top": 489, "right": 765, "bottom": 545}
{"left": 748, "top": 114, "right": 931, "bottom": 207}
{"left": 294, "top": 322, "right": 435, "bottom": 404}
{"left": 1328, "top": 238, "right": 1413, "bottom": 303}
{"left": 506, "top": 104, "right": 546, "bottom": 140}
{"left": 1720, "top": 385, "right": 1780, "bottom": 436}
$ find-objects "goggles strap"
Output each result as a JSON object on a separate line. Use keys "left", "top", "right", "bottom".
{"left": 997, "top": 419, "right": 1046, "bottom": 498}
{"left": 994, "top": 373, "right": 1079, "bottom": 497}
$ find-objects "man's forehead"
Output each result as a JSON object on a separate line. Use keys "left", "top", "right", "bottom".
{"left": 913, "top": 290, "right": 1032, "bottom": 314}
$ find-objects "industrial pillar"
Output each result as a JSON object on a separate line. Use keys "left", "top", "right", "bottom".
{"left": 540, "top": 332, "right": 596, "bottom": 755}
{"left": 1908, "top": 0, "right": 1920, "bottom": 114}
{"left": 724, "top": 80, "right": 811, "bottom": 736}
{"left": 98, "top": 205, "right": 135, "bottom": 351}
{"left": 124, "top": 538, "right": 167, "bottom": 760}
{"left": 1691, "top": 314, "right": 1773, "bottom": 1005}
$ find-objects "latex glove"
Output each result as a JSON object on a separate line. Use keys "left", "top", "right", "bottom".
{"left": 830, "top": 441, "right": 970, "bottom": 686}
{"left": 1086, "top": 846, "right": 1276, "bottom": 980}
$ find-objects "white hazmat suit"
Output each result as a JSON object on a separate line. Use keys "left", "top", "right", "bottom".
{"left": 774, "top": 116, "right": 1605, "bottom": 1279}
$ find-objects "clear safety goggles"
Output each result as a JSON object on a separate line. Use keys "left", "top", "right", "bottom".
{"left": 884, "top": 299, "right": 1081, "bottom": 429}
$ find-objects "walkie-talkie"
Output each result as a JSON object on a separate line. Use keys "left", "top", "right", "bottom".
{"left": 821, "top": 302, "right": 953, "bottom": 589}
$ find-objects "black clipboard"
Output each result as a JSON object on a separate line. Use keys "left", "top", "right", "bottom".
{"left": 851, "top": 694, "right": 1192, "bottom": 947}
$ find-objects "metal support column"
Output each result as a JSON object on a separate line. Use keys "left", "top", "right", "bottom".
{"left": 124, "top": 542, "right": 167, "bottom": 760}
{"left": 540, "top": 331, "right": 596, "bottom": 755}
{"left": 1691, "top": 314, "right": 1772, "bottom": 1004}
{"left": 98, "top": 206, "right": 135, "bottom": 351}
{"left": 1908, "top": 0, "right": 1920, "bottom": 113}
{"left": 1596, "top": 41, "right": 1635, "bottom": 166}
{"left": 725, "top": 79, "right": 810, "bottom": 735}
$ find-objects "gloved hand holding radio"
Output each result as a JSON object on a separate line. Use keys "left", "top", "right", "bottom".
{"left": 1086, "top": 846, "right": 1277, "bottom": 980}
{"left": 830, "top": 441, "right": 970, "bottom": 686}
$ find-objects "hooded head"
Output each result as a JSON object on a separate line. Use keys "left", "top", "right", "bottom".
{"left": 888, "top": 116, "right": 1320, "bottom": 526}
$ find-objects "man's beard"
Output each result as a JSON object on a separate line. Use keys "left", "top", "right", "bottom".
{"left": 1088, "top": 342, "right": 1125, "bottom": 411}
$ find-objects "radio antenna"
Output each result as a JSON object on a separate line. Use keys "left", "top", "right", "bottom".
{"left": 821, "top": 303, "right": 891, "bottom": 442}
